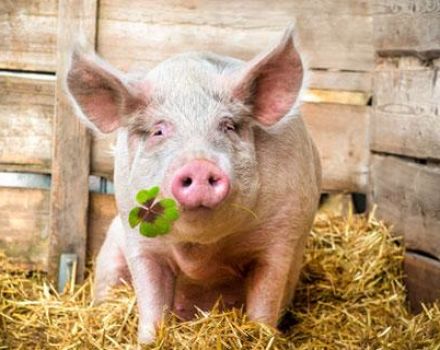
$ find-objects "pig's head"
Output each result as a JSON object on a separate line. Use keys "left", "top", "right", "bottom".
{"left": 66, "top": 27, "right": 303, "bottom": 243}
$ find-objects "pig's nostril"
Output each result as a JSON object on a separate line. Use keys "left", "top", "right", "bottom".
{"left": 182, "top": 177, "right": 192, "bottom": 187}
{"left": 208, "top": 176, "right": 218, "bottom": 186}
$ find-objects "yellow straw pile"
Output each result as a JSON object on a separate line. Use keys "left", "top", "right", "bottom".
{"left": 1, "top": 213, "right": 439, "bottom": 349}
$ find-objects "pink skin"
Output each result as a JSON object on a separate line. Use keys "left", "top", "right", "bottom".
{"left": 67, "top": 27, "right": 322, "bottom": 344}
{"left": 171, "top": 159, "right": 230, "bottom": 210}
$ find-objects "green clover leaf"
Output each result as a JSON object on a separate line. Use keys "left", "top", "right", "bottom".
{"left": 129, "top": 186, "right": 179, "bottom": 238}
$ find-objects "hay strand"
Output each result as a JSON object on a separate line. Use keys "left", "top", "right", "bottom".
{"left": 1, "top": 214, "right": 439, "bottom": 349}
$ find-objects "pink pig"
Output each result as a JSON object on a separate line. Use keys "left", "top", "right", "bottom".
{"left": 67, "top": 27, "right": 321, "bottom": 343}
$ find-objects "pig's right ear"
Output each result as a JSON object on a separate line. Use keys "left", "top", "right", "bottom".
{"left": 231, "top": 27, "right": 303, "bottom": 127}
{"left": 66, "top": 49, "right": 147, "bottom": 133}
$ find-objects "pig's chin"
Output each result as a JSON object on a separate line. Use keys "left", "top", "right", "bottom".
{"left": 172, "top": 205, "right": 237, "bottom": 244}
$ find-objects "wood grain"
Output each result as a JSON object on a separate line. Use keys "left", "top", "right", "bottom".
{"left": 404, "top": 252, "right": 440, "bottom": 313}
{"left": 48, "top": 0, "right": 97, "bottom": 282}
{"left": 373, "top": 0, "right": 440, "bottom": 56}
{"left": 91, "top": 135, "right": 115, "bottom": 180}
{"left": 97, "top": 0, "right": 373, "bottom": 72}
{"left": 0, "top": 187, "right": 49, "bottom": 270}
{"left": 0, "top": 0, "right": 58, "bottom": 71}
{"left": 302, "top": 103, "right": 370, "bottom": 193}
{"left": 0, "top": 188, "right": 116, "bottom": 270}
{"left": 303, "top": 89, "right": 370, "bottom": 106}
{"left": 372, "top": 64, "right": 440, "bottom": 160}
{"left": 307, "top": 70, "right": 371, "bottom": 93}
{"left": 0, "top": 72, "right": 54, "bottom": 173}
{"left": 1, "top": 1, "right": 373, "bottom": 74}
{"left": 87, "top": 193, "right": 116, "bottom": 258}
{"left": 370, "top": 155, "right": 440, "bottom": 260}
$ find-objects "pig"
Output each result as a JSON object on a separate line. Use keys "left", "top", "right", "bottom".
{"left": 66, "top": 27, "right": 321, "bottom": 343}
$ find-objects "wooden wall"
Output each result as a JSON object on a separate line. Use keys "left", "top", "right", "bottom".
{"left": 371, "top": 0, "right": 440, "bottom": 312}
{"left": 0, "top": 0, "right": 373, "bottom": 270}
{"left": 0, "top": 0, "right": 439, "bottom": 310}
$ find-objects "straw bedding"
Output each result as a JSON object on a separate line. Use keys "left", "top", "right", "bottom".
{"left": 1, "top": 212, "right": 439, "bottom": 349}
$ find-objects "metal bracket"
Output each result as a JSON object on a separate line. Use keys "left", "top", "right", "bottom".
{"left": 57, "top": 253, "right": 78, "bottom": 293}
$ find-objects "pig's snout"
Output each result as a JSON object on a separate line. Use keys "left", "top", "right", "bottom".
{"left": 171, "top": 160, "right": 230, "bottom": 209}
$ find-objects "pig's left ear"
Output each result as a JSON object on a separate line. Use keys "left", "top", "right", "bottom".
{"left": 232, "top": 27, "right": 303, "bottom": 126}
{"left": 66, "top": 48, "right": 147, "bottom": 133}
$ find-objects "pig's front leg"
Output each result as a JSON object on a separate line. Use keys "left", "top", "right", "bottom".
{"left": 245, "top": 240, "right": 305, "bottom": 326}
{"left": 128, "top": 254, "right": 175, "bottom": 344}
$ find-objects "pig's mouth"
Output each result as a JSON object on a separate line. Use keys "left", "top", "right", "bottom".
{"left": 180, "top": 204, "right": 216, "bottom": 218}
{"left": 176, "top": 200, "right": 232, "bottom": 224}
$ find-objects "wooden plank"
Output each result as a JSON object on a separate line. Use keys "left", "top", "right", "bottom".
{"left": 0, "top": 0, "right": 58, "bottom": 71}
{"left": 91, "top": 135, "right": 115, "bottom": 180}
{"left": 48, "top": 0, "right": 97, "bottom": 283}
{"left": 0, "top": 0, "right": 374, "bottom": 75}
{"left": 98, "top": 0, "right": 374, "bottom": 72}
{"left": 0, "top": 72, "right": 54, "bottom": 173}
{"left": 373, "top": 0, "right": 440, "bottom": 56}
{"left": 303, "top": 89, "right": 369, "bottom": 106}
{"left": 404, "top": 252, "right": 440, "bottom": 313}
{"left": 302, "top": 103, "right": 370, "bottom": 192}
{"left": 0, "top": 187, "right": 49, "bottom": 270}
{"left": 372, "top": 64, "right": 440, "bottom": 160}
{"left": 87, "top": 193, "right": 116, "bottom": 259}
{"left": 370, "top": 155, "right": 440, "bottom": 260}
{"left": 0, "top": 188, "right": 116, "bottom": 270}
{"left": 308, "top": 70, "right": 372, "bottom": 93}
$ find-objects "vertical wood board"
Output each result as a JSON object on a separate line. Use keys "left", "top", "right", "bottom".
{"left": 48, "top": 0, "right": 97, "bottom": 282}
{"left": 87, "top": 193, "right": 117, "bottom": 259}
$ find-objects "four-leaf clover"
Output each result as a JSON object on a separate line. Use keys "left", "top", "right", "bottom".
{"left": 128, "top": 186, "right": 180, "bottom": 237}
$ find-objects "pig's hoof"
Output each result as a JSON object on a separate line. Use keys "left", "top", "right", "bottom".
{"left": 138, "top": 322, "right": 157, "bottom": 345}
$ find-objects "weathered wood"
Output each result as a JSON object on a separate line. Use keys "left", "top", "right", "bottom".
{"left": 370, "top": 155, "right": 440, "bottom": 260}
{"left": 372, "top": 63, "right": 440, "bottom": 160}
{"left": 404, "top": 252, "right": 440, "bottom": 313}
{"left": 308, "top": 70, "right": 372, "bottom": 93}
{"left": 0, "top": 187, "right": 49, "bottom": 270}
{"left": 48, "top": 0, "right": 97, "bottom": 283}
{"left": 0, "top": 0, "right": 373, "bottom": 74}
{"left": 98, "top": 0, "right": 373, "bottom": 72}
{"left": 0, "top": 0, "right": 58, "bottom": 71}
{"left": 373, "top": 0, "right": 440, "bottom": 56}
{"left": 87, "top": 193, "right": 117, "bottom": 259}
{"left": 91, "top": 135, "right": 115, "bottom": 180}
{"left": 303, "top": 89, "right": 369, "bottom": 106}
{"left": 302, "top": 103, "right": 370, "bottom": 192}
{"left": 0, "top": 188, "right": 115, "bottom": 270}
{"left": 0, "top": 72, "right": 54, "bottom": 173}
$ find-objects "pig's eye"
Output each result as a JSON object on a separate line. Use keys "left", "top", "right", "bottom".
{"left": 150, "top": 123, "right": 167, "bottom": 138}
{"left": 219, "top": 119, "right": 238, "bottom": 133}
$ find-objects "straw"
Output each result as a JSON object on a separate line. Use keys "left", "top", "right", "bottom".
{"left": 1, "top": 213, "right": 439, "bottom": 349}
